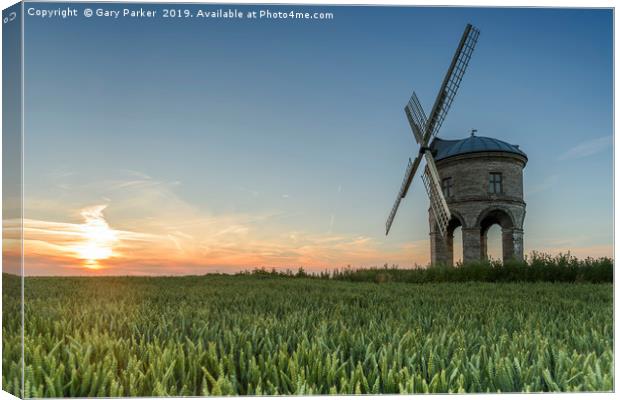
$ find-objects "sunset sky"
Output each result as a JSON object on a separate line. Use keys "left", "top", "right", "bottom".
{"left": 9, "top": 4, "right": 613, "bottom": 275}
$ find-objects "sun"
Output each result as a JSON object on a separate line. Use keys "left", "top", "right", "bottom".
{"left": 72, "top": 205, "right": 118, "bottom": 268}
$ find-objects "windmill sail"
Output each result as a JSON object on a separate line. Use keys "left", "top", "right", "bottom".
{"left": 386, "top": 150, "right": 426, "bottom": 234}
{"left": 421, "top": 154, "right": 451, "bottom": 237}
{"left": 405, "top": 91, "right": 427, "bottom": 144}
{"left": 385, "top": 23, "right": 479, "bottom": 237}
{"left": 423, "top": 24, "right": 480, "bottom": 144}
{"left": 386, "top": 157, "right": 415, "bottom": 235}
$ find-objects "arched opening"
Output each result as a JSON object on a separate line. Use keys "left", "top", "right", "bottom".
{"left": 452, "top": 226, "right": 463, "bottom": 265}
{"left": 479, "top": 209, "right": 515, "bottom": 263}
{"left": 485, "top": 225, "right": 502, "bottom": 261}
{"left": 444, "top": 215, "right": 464, "bottom": 266}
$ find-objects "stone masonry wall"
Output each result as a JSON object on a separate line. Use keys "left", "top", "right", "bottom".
{"left": 429, "top": 152, "right": 527, "bottom": 264}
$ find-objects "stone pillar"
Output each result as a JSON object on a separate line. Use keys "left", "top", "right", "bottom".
{"left": 429, "top": 210, "right": 453, "bottom": 266}
{"left": 513, "top": 228, "right": 524, "bottom": 261}
{"left": 430, "top": 232, "right": 451, "bottom": 265}
{"left": 502, "top": 228, "right": 524, "bottom": 262}
{"left": 445, "top": 232, "right": 454, "bottom": 266}
{"left": 462, "top": 227, "right": 482, "bottom": 264}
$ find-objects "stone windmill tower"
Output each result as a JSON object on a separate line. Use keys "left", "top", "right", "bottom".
{"left": 385, "top": 24, "right": 527, "bottom": 265}
{"left": 428, "top": 134, "right": 527, "bottom": 265}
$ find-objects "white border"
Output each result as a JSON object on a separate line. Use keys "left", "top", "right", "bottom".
{"left": 0, "top": 1, "right": 616, "bottom": 400}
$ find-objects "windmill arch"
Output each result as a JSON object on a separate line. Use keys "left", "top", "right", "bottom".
{"left": 430, "top": 211, "right": 466, "bottom": 266}
{"left": 445, "top": 212, "right": 466, "bottom": 266}
{"left": 476, "top": 207, "right": 521, "bottom": 262}
{"left": 477, "top": 206, "right": 515, "bottom": 231}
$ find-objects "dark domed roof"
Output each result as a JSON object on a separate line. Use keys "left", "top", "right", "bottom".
{"left": 430, "top": 135, "right": 527, "bottom": 162}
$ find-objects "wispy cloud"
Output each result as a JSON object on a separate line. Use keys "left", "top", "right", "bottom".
{"left": 328, "top": 214, "right": 335, "bottom": 234}
{"left": 19, "top": 171, "right": 422, "bottom": 275}
{"left": 236, "top": 185, "right": 260, "bottom": 197}
{"left": 526, "top": 174, "right": 560, "bottom": 196}
{"left": 558, "top": 135, "right": 612, "bottom": 160}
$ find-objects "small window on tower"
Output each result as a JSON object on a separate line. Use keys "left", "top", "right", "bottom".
{"left": 442, "top": 177, "right": 453, "bottom": 197}
{"left": 489, "top": 172, "right": 503, "bottom": 194}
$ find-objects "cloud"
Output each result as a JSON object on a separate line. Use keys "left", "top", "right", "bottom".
{"left": 20, "top": 209, "right": 422, "bottom": 275}
{"left": 558, "top": 135, "right": 612, "bottom": 160}
{"left": 236, "top": 185, "right": 259, "bottom": 197}
{"left": 20, "top": 171, "right": 424, "bottom": 275}
{"left": 526, "top": 174, "right": 559, "bottom": 196}
{"left": 328, "top": 214, "right": 335, "bottom": 233}
{"left": 20, "top": 169, "right": 610, "bottom": 276}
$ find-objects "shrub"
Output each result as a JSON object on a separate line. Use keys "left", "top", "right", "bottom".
{"left": 271, "top": 253, "right": 613, "bottom": 284}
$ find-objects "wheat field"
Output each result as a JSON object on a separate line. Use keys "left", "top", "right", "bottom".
{"left": 2, "top": 273, "right": 613, "bottom": 396}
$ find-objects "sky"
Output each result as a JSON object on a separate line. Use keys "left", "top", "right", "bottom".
{"left": 8, "top": 3, "right": 613, "bottom": 275}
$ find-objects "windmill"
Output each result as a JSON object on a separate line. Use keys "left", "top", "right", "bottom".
{"left": 385, "top": 23, "right": 480, "bottom": 237}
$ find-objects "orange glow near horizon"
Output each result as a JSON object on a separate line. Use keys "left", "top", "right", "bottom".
{"left": 7, "top": 194, "right": 613, "bottom": 276}
{"left": 12, "top": 202, "right": 430, "bottom": 276}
